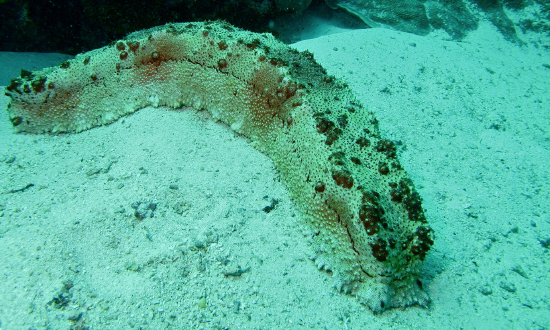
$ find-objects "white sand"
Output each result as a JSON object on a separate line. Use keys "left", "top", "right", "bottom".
{"left": 1, "top": 20, "right": 549, "bottom": 329}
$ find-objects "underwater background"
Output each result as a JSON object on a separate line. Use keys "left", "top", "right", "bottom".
{"left": 1, "top": 0, "right": 549, "bottom": 328}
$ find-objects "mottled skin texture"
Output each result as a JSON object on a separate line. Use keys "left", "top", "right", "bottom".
{"left": 5, "top": 21, "right": 434, "bottom": 313}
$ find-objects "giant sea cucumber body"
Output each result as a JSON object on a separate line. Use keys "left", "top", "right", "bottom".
{"left": 5, "top": 21, "right": 434, "bottom": 312}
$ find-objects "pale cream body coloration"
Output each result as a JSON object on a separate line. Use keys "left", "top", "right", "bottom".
{"left": 5, "top": 21, "right": 434, "bottom": 313}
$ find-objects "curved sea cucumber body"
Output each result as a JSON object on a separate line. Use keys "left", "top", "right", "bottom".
{"left": 5, "top": 21, "right": 434, "bottom": 312}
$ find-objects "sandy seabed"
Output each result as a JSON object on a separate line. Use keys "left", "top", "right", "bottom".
{"left": 1, "top": 19, "right": 549, "bottom": 329}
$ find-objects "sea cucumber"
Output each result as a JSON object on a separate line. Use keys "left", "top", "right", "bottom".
{"left": 5, "top": 21, "right": 434, "bottom": 312}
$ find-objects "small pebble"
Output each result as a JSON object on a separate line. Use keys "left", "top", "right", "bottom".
{"left": 198, "top": 297, "right": 207, "bottom": 309}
